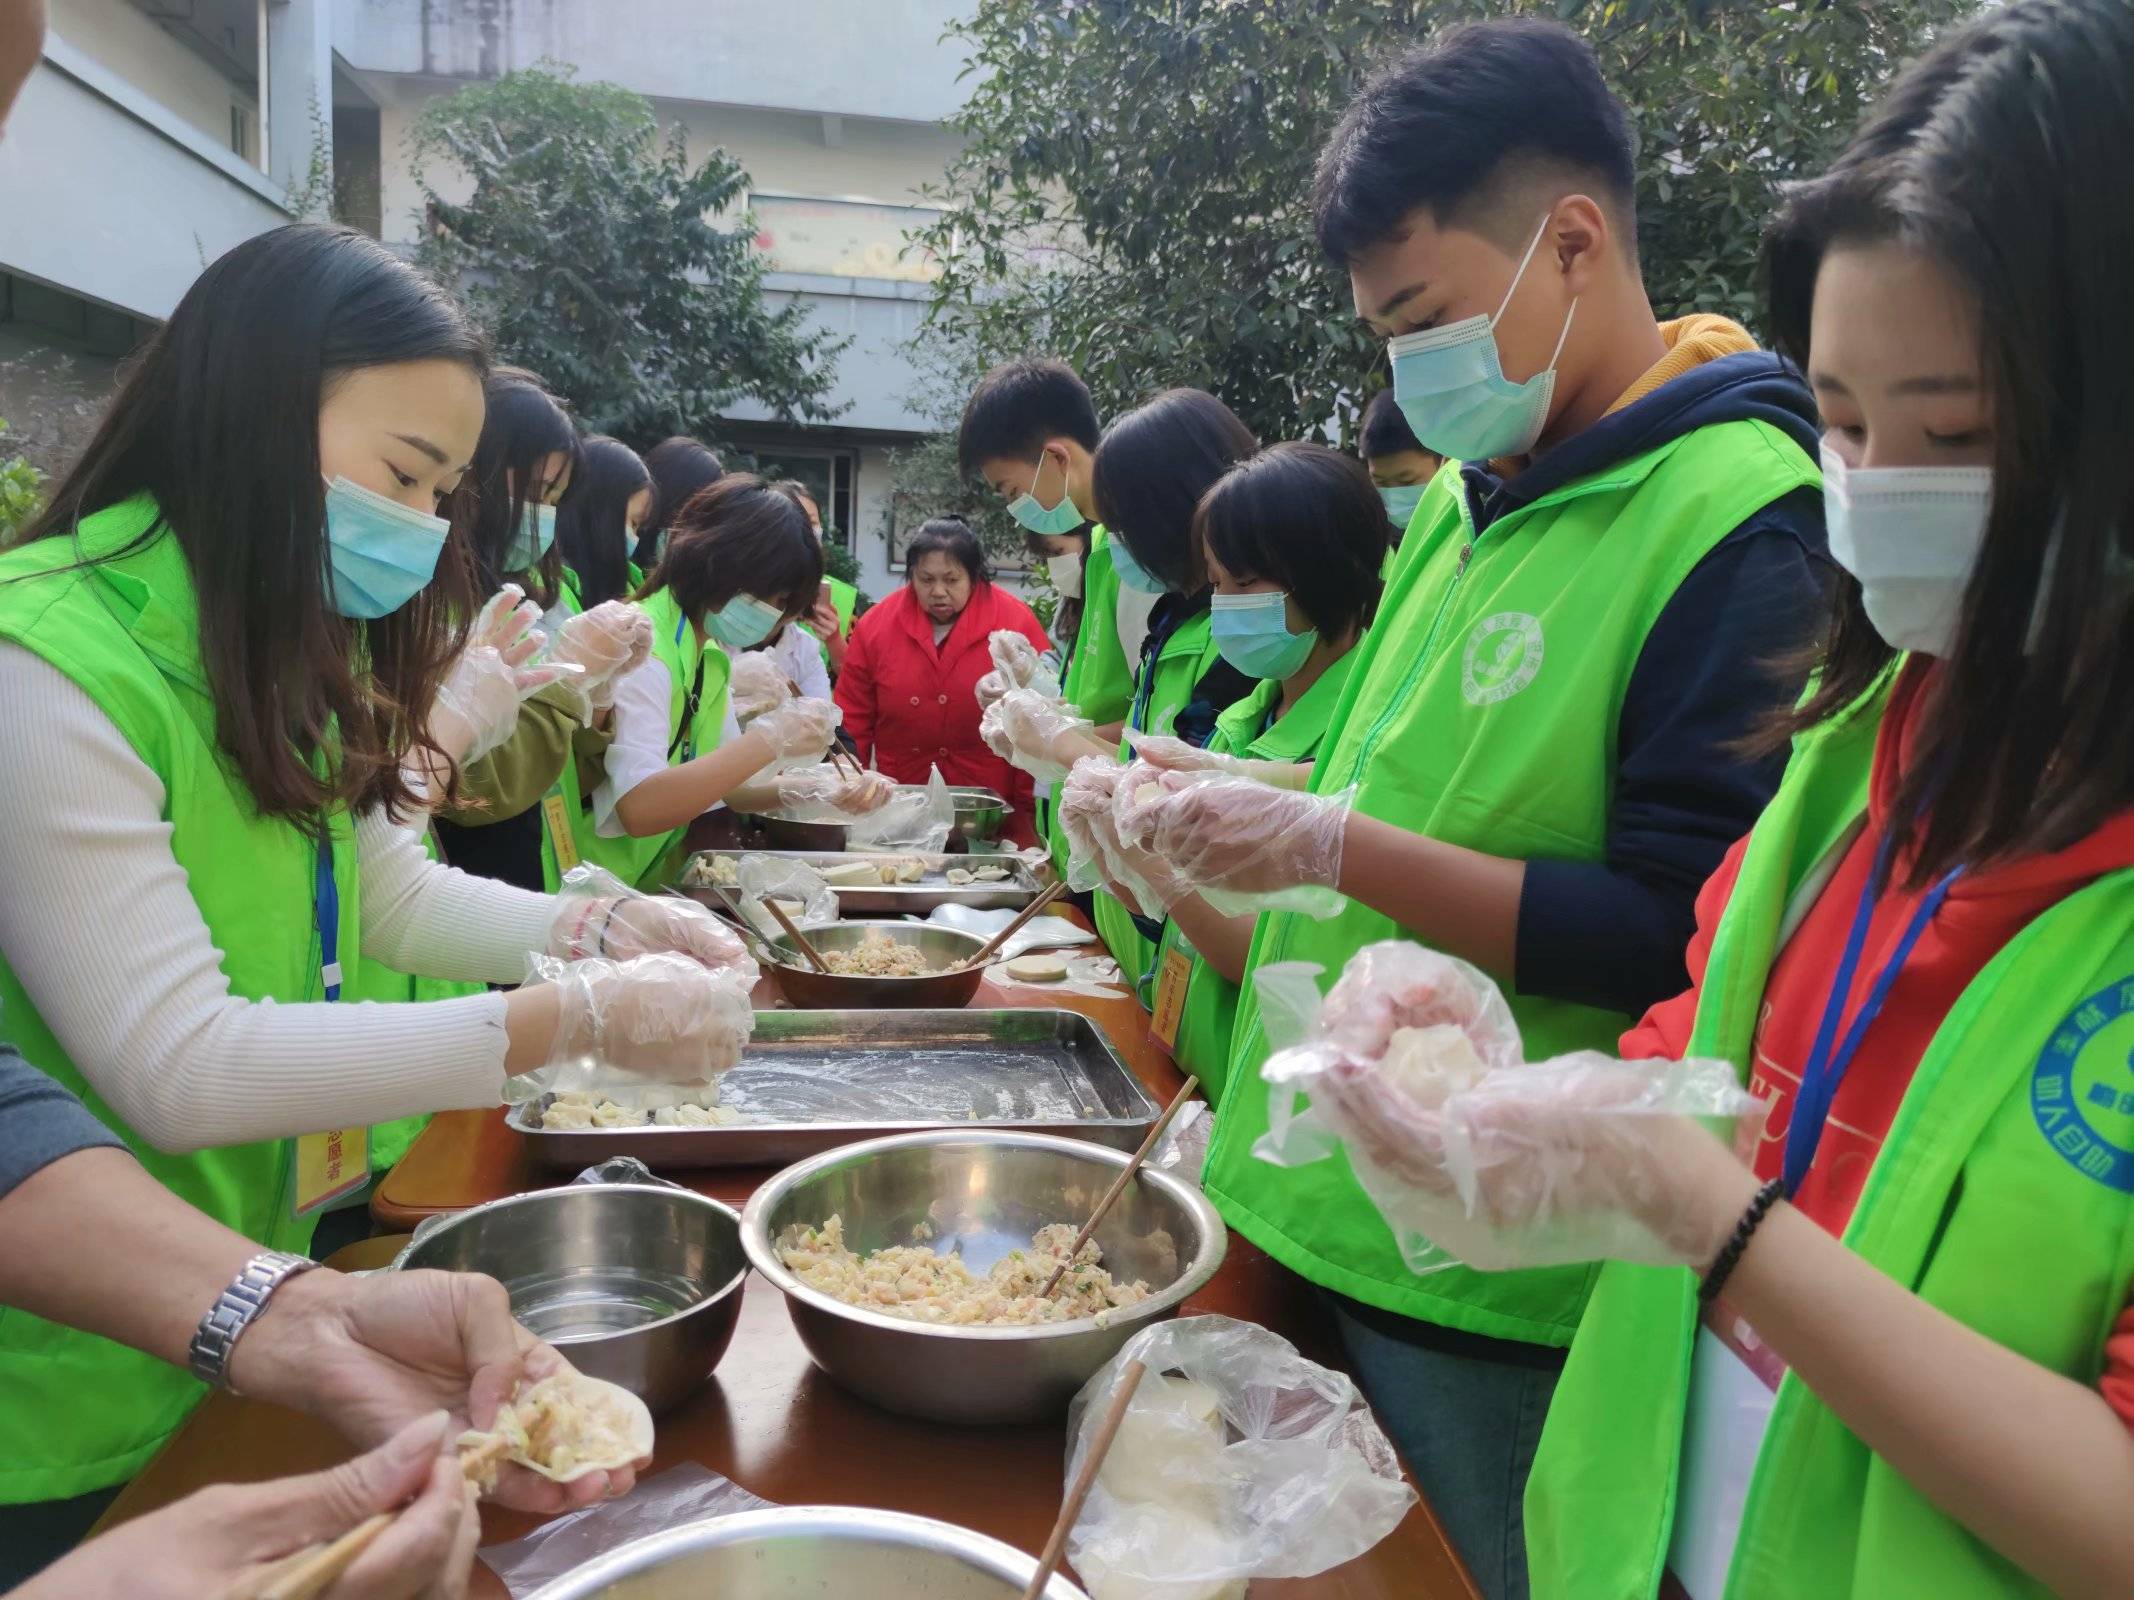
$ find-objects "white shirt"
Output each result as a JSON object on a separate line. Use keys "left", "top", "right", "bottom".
{"left": 595, "top": 651, "right": 678, "bottom": 838}
{"left": 0, "top": 644, "right": 556, "bottom": 1153}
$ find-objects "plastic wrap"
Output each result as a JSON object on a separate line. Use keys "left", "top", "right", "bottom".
{"left": 981, "top": 686, "right": 1094, "bottom": 787}
{"left": 526, "top": 950, "right": 758, "bottom": 1087}
{"left": 733, "top": 856, "right": 838, "bottom": 938}
{"left": 1253, "top": 943, "right": 1763, "bottom": 1272}
{"left": 1110, "top": 764, "right": 1350, "bottom": 920}
{"left": 478, "top": 1463, "right": 776, "bottom": 1597}
{"left": 1064, "top": 1315, "right": 1415, "bottom": 1598}
{"left": 846, "top": 765, "right": 954, "bottom": 854}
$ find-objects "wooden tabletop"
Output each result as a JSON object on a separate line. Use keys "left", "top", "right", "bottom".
{"left": 105, "top": 912, "right": 1479, "bottom": 1598}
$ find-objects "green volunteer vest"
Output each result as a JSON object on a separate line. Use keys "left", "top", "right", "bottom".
{"left": 1043, "top": 530, "right": 1137, "bottom": 874}
{"left": 1526, "top": 676, "right": 2134, "bottom": 1600}
{"left": 563, "top": 587, "right": 731, "bottom": 891}
{"left": 818, "top": 574, "right": 858, "bottom": 673}
{"left": 0, "top": 497, "right": 364, "bottom": 1501}
{"left": 1207, "top": 420, "right": 1820, "bottom": 1345}
{"left": 1091, "top": 606, "right": 1226, "bottom": 993}
{"left": 1156, "top": 649, "right": 1358, "bottom": 1101}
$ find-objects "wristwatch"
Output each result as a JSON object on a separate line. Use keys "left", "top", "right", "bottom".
{"left": 187, "top": 1250, "right": 320, "bottom": 1391}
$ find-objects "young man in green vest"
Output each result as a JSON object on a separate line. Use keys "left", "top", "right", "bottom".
{"left": 958, "top": 358, "right": 1137, "bottom": 871}
{"left": 1119, "top": 21, "right": 1828, "bottom": 1597}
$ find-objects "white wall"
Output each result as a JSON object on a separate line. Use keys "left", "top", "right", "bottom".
{"left": 49, "top": 0, "right": 254, "bottom": 158}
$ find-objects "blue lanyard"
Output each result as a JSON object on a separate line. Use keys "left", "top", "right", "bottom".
{"left": 1128, "top": 606, "right": 1181, "bottom": 738}
{"left": 1780, "top": 834, "right": 1963, "bottom": 1197}
{"left": 314, "top": 834, "right": 343, "bottom": 1002}
{"left": 669, "top": 611, "right": 705, "bottom": 762}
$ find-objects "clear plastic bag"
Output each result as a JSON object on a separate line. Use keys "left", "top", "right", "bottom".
{"left": 478, "top": 1463, "right": 776, "bottom": 1596}
{"left": 1252, "top": 943, "right": 1763, "bottom": 1272}
{"left": 847, "top": 764, "right": 954, "bottom": 853}
{"left": 1064, "top": 1315, "right": 1415, "bottom": 1598}
{"left": 734, "top": 856, "right": 838, "bottom": 938}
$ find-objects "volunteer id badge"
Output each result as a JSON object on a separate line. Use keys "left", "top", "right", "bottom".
{"left": 293, "top": 1126, "right": 369, "bottom": 1217}
{"left": 1148, "top": 942, "right": 1195, "bottom": 1054}
{"left": 542, "top": 790, "right": 580, "bottom": 874}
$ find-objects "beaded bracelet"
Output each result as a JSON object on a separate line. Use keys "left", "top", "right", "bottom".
{"left": 1699, "top": 1177, "right": 1784, "bottom": 1304}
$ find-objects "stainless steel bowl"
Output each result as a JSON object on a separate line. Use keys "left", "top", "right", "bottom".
{"left": 949, "top": 785, "right": 1009, "bottom": 843}
{"left": 741, "top": 1130, "right": 1227, "bottom": 1424}
{"left": 764, "top": 919, "right": 991, "bottom": 1010}
{"left": 397, "top": 1183, "right": 747, "bottom": 1414}
{"left": 524, "top": 1506, "right": 1089, "bottom": 1599}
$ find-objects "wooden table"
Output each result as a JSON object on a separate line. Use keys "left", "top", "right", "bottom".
{"left": 103, "top": 916, "right": 1479, "bottom": 1598}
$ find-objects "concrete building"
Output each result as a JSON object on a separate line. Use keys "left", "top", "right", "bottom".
{"left": 334, "top": 0, "right": 976, "bottom": 600}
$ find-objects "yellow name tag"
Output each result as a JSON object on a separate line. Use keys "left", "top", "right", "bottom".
{"left": 293, "top": 1127, "right": 368, "bottom": 1217}
{"left": 1148, "top": 945, "right": 1194, "bottom": 1054}
{"left": 543, "top": 790, "right": 580, "bottom": 874}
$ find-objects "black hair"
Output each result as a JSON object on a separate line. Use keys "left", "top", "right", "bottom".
{"left": 765, "top": 477, "right": 822, "bottom": 530}
{"left": 636, "top": 435, "right": 723, "bottom": 569}
{"left": 455, "top": 366, "right": 578, "bottom": 607}
{"left": 554, "top": 434, "right": 651, "bottom": 608}
{"left": 1314, "top": 17, "right": 1637, "bottom": 264}
{"left": 1195, "top": 443, "right": 1388, "bottom": 646}
{"left": 1760, "top": 0, "right": 2134, "bottom": 888}
{"left": 642, "top": 472, "right": 824, "bottom": 628}
{"left": 956, "top": 357, "right": 1101, "bottom": 480}
{"left": 1360, "top": 388, "right": 1429, "bottom": 461}
{"left": 1091, "top": 388, "right": 1258, "bottom": 596}
{"left": 905, "top": 516, "right": 991, "bottom": 586}
{"left": 13, "top": 222, "right": 487, "bottom": 825}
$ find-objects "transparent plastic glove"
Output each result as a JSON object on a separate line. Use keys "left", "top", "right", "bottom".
{"left": 1111, "top": 762, "right": 1351, "bottom": 918}
{"left": 473, "top": 584, "right": 545, "bottom": 670}
{"left": 981, "top": 686, "right": 1094, "bottom": 786}
{"left": 431, "top": 645, "right": 578, "bottom": 765}
{"left": 976, "top": 629, "right": 1061, "bottom": 711}
{"left": 550, "top": 601, "right": 654, "bottom": 715}
{"left": 536, "top": 950, "right": 757, "bottom": 1083}
{"left": 772, "top": 764, "right": 896, "bottom": 815}
{"left": 1056, "top": 758, "right": 1178, "bottom": 915}
{"left": 748, "top": 695, "right": 841, "bottom": 763}
{"left": 545, "top": 864, "right": 757, "bottom": 977}
{"left": 1132, "top": 732, "right": 1310, "bottom": 789}
{"left": 729, "top": 652, "right": 796, "bottom": 725}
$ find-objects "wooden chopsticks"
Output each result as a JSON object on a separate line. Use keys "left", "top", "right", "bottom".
{"left": 1037, "top": 1076, "right": 1200, "bottom": 1301}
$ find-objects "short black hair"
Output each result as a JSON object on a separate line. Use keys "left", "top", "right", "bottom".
{"left": 904, "top": 515, "right": 991, "bottom": 585}
{"left": 1092, "top": 389, "right": 1258, "bottom": 596}
{"left": 1314, "top": 18, "right": 1638, "bottom": 264}
{"left": 636, "top": 435, "right": 723, "bottom": 568}
{"left": 1195, "top": 444, "right": 1388, "bottom": 645}
{"left": 1360, "top": 389, "right": 1427, "bottom": 460}
{"left": 643, "top": 472, "right": 824, "bottom": 625}
{"left": 956, "top": 357, "right": 1101, "bottom": 479}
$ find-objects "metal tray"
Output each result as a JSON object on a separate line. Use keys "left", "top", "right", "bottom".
{"left": 675, "top": 848, "right": 1041, "bottom": 914}
{"left": 509, "top": 1008, "right": 1161, "bottom": 1170}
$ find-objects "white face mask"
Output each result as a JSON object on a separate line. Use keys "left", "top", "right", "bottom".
{"left": 1820, "top": 443, "right": 1992, "bottom": 656}
{"left": 1046, "top": 550, "right": 1084, "bottom": 599}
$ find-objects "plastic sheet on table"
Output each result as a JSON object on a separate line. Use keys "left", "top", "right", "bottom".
{"left": 982, "top": 952, "right": 1128, "bottom": 1003}
{"left": 479, "top": 1462, "right": 777, "bottom": 1596}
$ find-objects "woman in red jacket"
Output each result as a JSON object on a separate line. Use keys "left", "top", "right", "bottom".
{"left": 836, "top": 517, "right": 1051, "bottom": 844}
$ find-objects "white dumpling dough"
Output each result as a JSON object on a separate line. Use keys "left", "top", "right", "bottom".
{"left": 895, "top": 859, "right": 927, "bottom": 883}
{"left": 1094, "top": 1373, "right": 1230, "bottom": 1523}
{"left": 972, "top": 865, "right": 1010, "bottom": 882}
{"left": 1377, "top": 1023, "right": 1488, "bottom": 1110}
{"left": 1005, "top": 953, "right": 1068, "bottom": 983}
{"left": 946, "top": 868, "right": 976, "bottom": 885}
{"left": 820, "top": 860, "right": 882, "bottom": 887}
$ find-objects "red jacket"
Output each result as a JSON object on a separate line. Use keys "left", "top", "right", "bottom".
{"left": 835, "top": 582, "right": 1052, "bottom": 831}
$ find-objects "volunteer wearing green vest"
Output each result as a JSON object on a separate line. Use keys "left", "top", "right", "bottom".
{"left": 1110, "top": 26, "right": 1828, "bottom": 1597}
{"left": 767, "top": 480, "right": 860, "bottom": 680}
{"left": 632, "top": 435, "right": 724, "bottom": 572}
{"left": 1105, "top": 444, "right": 1388, "bottom": 1099}
{"left": 958, "top": 357, "right": 1136, "bottom": 871}
{"left": 1359, "top": 388, "right": 1441, "bottom": 542}
{"left": 556, "top": 434, "right": 654, "bottom": 610}
{"left": 582, "top": 473, "right": 866, "bottom": 890}
{"left": 1524, "top": 12, "right": 2134, "bottom": 1594}
{"left": 0, "top": 224, "right": 766, "bottom": 1533}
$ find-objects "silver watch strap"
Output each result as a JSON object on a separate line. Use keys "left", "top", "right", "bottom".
{"left": 187, "top": 1250, "right": 319, "bottom": 1391}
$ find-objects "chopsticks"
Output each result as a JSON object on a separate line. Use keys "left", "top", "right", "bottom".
{"left": 827, "top": 738, "right": 866, "bottom": 784}
{"left": 954, "top": 879, "right": 1070, "bottom": 972}
{"left": 706, "top": 883, "right": 786, "bottom": 966}
{"left": 1018, "top": 1358, "right": 1149, "bottom": 1600}
{"left": 762, "top": 894, "right": 833, "bottom": 972}
{"left": 1036, "top": 1075, "right": 1200, "bottom": 1302}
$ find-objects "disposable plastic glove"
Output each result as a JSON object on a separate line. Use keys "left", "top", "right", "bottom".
{"left": 431, "top": 645, "right": 578, "bottom": 766}
{"left": 473, "top": 584, "right": 545, "bottom": 670}
{"left": 543, "top": 951, "right": 756, "bottom": 1082}
{"left": 975, "top": 629, "right": 1061, "bottom": 711}
{"left": 545, "top": 865, "right": 756, "bottom": 976}
{"left": 729, "top": 651, "right": 796, "bottom": 725}
{"left": 980, "top": 686, "right": 1094, "bottom": 785}
{"left": 549, "top": 601, "right": 653, "bottom": 714}
{"left": 1056, "top": 758, "right": 1182, "bottom": 915}
{"left": 772, "top": 764, "right": 896, "bottom": 815}
{"left": 1131, "top": 733, "right": 1311, "bottom": 789}
{"left": 748, "top": 696, "right": 841, "bottom": 763}
{"left": 1111, "top": 762, "right": 1351, "bottom": 917}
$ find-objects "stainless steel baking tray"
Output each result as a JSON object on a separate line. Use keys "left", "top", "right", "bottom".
{"left": 509, "top": 1008, "right": 1161, "bottom": 1170}
{"left": 675, "top": 849, "right": 1041, "bottom": 914}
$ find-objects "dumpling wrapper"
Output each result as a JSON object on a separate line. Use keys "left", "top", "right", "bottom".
{"left": 1096, "top": 1373, "right": 1228, "bottom": 1520}
{"left": 1377, "top": 1023, "right": 1488, "bottom": 1111}
{"left": 458, "top": 1370, "right": 653, "bottom": 1489}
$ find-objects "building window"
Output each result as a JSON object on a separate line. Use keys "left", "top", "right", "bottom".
{"left": 748, "top": 194, "right": 943, "bottom": 284}
{"left": 749, "top": 446, "right": 856, "bottom": 553}
{"left": 229, "top": 103, "right": 250, "bottom": 162}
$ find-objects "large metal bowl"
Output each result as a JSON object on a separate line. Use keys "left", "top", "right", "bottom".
{"left": 945, "top": 785, "right": 1008, "bottom": 843}
{"left": 524, "top": 1506, "right": 1089, "bottom": 1599}
{"left": 764, "top": 919, "right": 991, "bottom": 1010}
{"left": 397, "top": 1183, "right": 747, "bottom": 1415}
{"left": 741, "top": 1130, "right": 1227, "bottom": 1424}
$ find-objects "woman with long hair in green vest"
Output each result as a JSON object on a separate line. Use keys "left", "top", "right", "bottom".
{"left": 0, "top": 223, "right": 762, "bottom": 1538}
{"left": 1268, "top": 5, "right": 2134, "bottom": 1595}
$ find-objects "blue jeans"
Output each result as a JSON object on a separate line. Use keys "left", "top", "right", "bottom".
{"left": 1328, "top": 1294, "right": 1565, "bottom": 1600}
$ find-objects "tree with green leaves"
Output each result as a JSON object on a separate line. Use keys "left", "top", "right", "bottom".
{"left": 912, "top": 0, "right": 1974, "bottom": 451}
{"left": 410, "top": 64, "right": 848, "bottom": 443}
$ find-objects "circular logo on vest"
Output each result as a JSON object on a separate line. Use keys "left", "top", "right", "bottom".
{"left": 2029, "top": 976, "right": 2134, "bottom": 1194}
{"left": 1461, "top": 612, "right": 1545, "bottom": 705}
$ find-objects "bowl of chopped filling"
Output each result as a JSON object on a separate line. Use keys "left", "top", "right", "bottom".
{"left": 762, "top": 920, "right": 992, "bottom": 1010}
{"left": 740, "top": 1130, "right": 1227, "bottom": 1424}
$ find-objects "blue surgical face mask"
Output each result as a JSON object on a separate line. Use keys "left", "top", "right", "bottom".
{"left": 321, "top": 476, "right": 449, "bottom": 620}
{"left": 1107, "top": 533, "right": 1168, "bottom": 595}
{"left": 1007, "top": 452, "right": 1083, "bottom": 537}
{"left": 1210, "top": 589, "right": 1318, "bottom": 680}
{"left": 505, "top": 500, "right": 558, "bottom": 573}
{"left": 1378, "top": 483, "right": 1425, "bottom": 527}
{"left": 1387, "top": 216, "right": 1577, "bottom": 463}
{"left": 706, "top": 592, "right": 784, "bottom": 651}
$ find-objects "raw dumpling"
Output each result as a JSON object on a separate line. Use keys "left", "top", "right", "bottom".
{"left": 945, "top": 868, "right": 976, "bottom": 886}
{"left": 878, "top": 862, "right": 900, "bottom": 884}
{"left": 458, "top": 1370, "right": 653, "bottom": 1489}
{"left": 972, "top": 865, "right": 1010, "bottom": 882}
{"left": 1377, "top": 1023, "right": 1489, "bottom": 1111}
{"left": 820, "top": 860, "right": 883, "bottom": 887}
{"left": 895, "top": 859, "right": 927, "bottom": 884}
